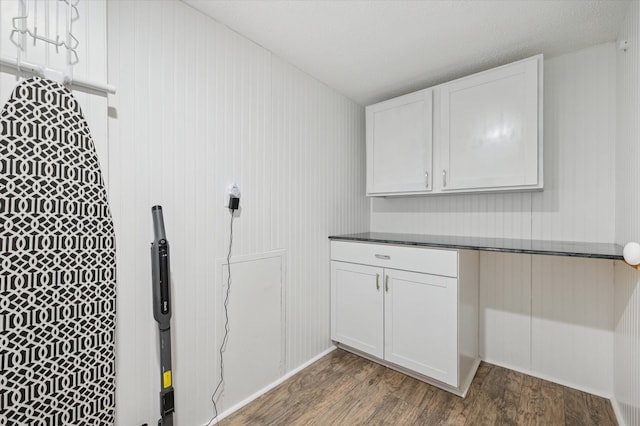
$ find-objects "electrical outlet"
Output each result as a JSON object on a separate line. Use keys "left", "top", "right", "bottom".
{"left": 227, "top": 183, "right": 240, "bottom": 198}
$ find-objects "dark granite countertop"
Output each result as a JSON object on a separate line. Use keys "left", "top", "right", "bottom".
{"left": 329, "top": 232, "right": 624, "bottom": 260}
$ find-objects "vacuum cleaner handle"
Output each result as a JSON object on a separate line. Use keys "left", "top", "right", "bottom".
{"left": 151, "top": 205, "right": 171, "bottom": 329}
{"left": 151, "top": 205, "right": 174, "bottom": 426}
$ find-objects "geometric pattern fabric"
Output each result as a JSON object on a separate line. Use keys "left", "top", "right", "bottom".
{"left": 0, "top": 77, "right": 116, "bottom": 424}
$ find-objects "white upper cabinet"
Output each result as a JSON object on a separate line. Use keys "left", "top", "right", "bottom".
{"left": 440, "top": 55, "right": 542, "bottom": 192}
{"left": 366, "top": 89, "right": 433, "bottom": 196}
{"left": 365, "top": 55, "right": 543, "bottom": 196}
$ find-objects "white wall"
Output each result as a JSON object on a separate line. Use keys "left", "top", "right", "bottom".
{"left": 107, "top": 1, "right": 368, "bottom": 425}
{"left": 371, "top": 43, "right": 618, "bottom": 397}
{"left": 615, "top": 1, "right": 640, "bottom": 424}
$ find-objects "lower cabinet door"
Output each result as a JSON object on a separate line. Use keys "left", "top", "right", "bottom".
{"left": 331, "top": 261, "right": 384, "bottom": 358}
{"left": 384, "top": 269, "right": 458, "bottom": 386}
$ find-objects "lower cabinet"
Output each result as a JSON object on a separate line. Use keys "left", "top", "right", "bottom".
{"left": 331, "top": 262, "right": 384, "bottom": 358}
{"left": 384, "top": 269, "right": 457, "bottom": 385}
{"left": 330, "top": 241, "right": 480, "bottom": 396}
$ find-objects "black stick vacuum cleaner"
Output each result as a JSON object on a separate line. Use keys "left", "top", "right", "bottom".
{"left": 151, "top": 205, "right": 175, "bottom": 426}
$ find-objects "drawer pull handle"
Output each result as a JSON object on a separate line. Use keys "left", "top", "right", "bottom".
{"left": 385, "top": 275, "right": 389, "bottom": 292}
{"left": 375, "top": 254, "right": 390, "bottom": 260}
{"left": 376, "top": 273, "right": 380, "bottom": 291}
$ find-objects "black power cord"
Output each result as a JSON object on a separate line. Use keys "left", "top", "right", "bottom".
{"left": 208, "top": 211, "right": 235, "bottom": 425}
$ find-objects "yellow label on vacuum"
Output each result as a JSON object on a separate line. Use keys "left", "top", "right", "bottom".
{"left": 163, "top": 370, "right": 172, "bottom": 388}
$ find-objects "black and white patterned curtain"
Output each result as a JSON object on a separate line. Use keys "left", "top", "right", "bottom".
{"left": 0, "top": 77, "right": 116, "bottom": 424}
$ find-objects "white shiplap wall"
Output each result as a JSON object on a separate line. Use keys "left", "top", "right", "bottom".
{"left": 532, "top": 45, "right": 616, "bottom": 243}
{"left": 107, "top": 1, "right": 368, "bottom": 424}
{"left": 531, "top": 255, "right": 613, "bottom": 395}
{"left": 371, "top": 43, "right": 617, "bottom": 397}
{"left": 614, "top": 1, "right": 640, "bottom": 424}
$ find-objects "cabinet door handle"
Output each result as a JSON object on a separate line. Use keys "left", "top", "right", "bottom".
{"left": 442, "top": 169, "right": 447, "bottom": 187}
{"left": 375, "top": 254, "right": 390, "bottom": 260}
{"left": 376, "top": 273, "right": 380, "bottom": 291}
{"left": 385, "top": 275, "right": 389, "bottom": 292}
{"left": 425, "top": 171, "right": 429, "bottom": 188}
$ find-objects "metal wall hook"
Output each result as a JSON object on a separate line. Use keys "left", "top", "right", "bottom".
{"left": 1, "top": 0, "right": 116, "bottom": 93}
{"left": 10, "top": 0, "right": 81, "bottom": 64}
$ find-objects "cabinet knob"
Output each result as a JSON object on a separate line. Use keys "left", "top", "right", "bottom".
{"left": 442, "top": 169, "right": 447, "bottom": 187}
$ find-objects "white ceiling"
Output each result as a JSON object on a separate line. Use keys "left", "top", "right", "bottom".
{"left": 183, "top": 0, "right": 631, "bottom": 105}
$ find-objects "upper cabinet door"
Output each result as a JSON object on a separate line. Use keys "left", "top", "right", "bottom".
{"left": 440, "top": 55, "right": 542, "bottom": 192}
{"left": 366, "top": 89, "right": 433, "bottom": 196}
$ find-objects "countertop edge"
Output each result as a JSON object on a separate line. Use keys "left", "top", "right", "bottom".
{"left": 328, "top": 234, "right": 624, "bottom": 261}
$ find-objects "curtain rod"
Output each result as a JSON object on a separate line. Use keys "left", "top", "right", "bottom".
{"left": 0, "top": 55, "right": 116, "bottom": 94}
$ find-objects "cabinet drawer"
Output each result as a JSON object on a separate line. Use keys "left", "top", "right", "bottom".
{"left": 330, "top": 241, "right": 457, "bottom": 277}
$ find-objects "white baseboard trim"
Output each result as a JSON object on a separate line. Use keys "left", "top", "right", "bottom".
{"left": 610, "top": 397, "right": 627, "bottom": 426}
{"left": 481, "top": 357, "right": 612, "bottom": 400}
{"left": 203, "top": 345, "right": 337, "bottom": 426}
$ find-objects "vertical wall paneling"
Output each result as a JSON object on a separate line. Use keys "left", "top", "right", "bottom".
{"left": 479, "top": 252, "right": 531, "bottom": 369}
{"left": 531, "top": 44, "right": 616, "bottom": 243}
{"left": 614, "top": 263, "right": 640, "bottom": 425}
{"left": 215, "top": 251, "right": 286, "bottom": 411}
{"left": 371, "top": 43, "right": 618, "bottom": 397}
{"left": 531, "top": 256, "right": 614, "bottom": 396}
{"left": 615, "top": 1, "right": 640, "bottom": 424}
{"left": 616, "top": 0, "right": 640, "bottom": 247}
{"left": 107, "top": 1, "right": 368, "bottom": 424}
{"left": 371, "top": 192, "right": 533, "bottom": 239}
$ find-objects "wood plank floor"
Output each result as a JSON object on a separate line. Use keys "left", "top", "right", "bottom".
{"left": 220, "top": 349, "right": 617, "bottom": 426}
